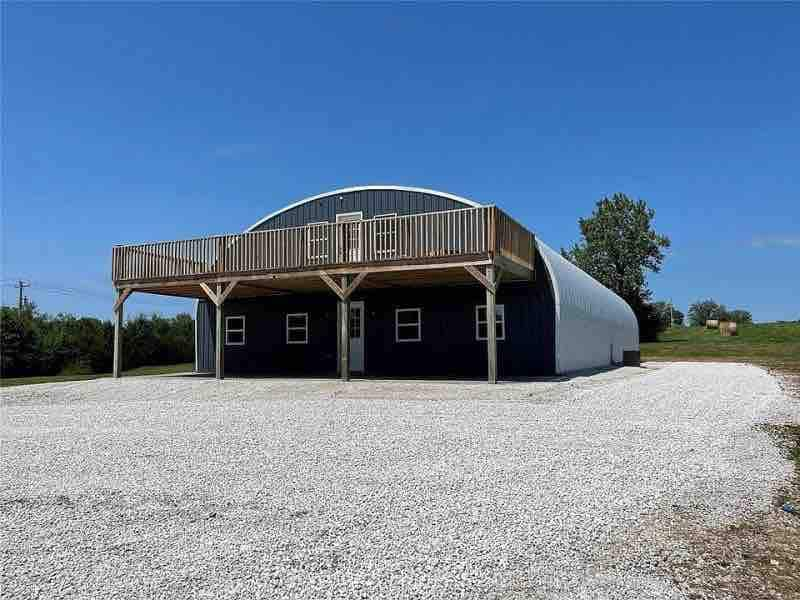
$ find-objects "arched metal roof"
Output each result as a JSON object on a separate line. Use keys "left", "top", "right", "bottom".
{"left": 245, "top": 185, "right": 483, "bottom": 232}
{"left": 536, "top": 240, "right": 639, "bottom": 373}
{"left": 196, "top": 185, "right": 484, "bottom": 368}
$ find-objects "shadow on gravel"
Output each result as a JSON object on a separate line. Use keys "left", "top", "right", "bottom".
{"left": 177, "top": 365, "right": 635, "bottom": 384}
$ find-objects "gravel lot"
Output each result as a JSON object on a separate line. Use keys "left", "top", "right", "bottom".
{"left": 2, "top": 363, "right": 797, "bottom": 599}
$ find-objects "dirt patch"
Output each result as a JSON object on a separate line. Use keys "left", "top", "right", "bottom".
{"left": 667, "top": 370, "right": 800, "bottom": 600}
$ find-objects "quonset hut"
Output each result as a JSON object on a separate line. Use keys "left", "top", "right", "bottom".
{"left": 111, "top": 186, "right": 639, "bottom": 382}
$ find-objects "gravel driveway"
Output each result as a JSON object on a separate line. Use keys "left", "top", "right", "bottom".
{"left": 2, "top": 363, "right": 797, "bottom": 599}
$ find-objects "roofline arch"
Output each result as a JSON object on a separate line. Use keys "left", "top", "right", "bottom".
{"left": 195, "top": 186, "right": 484, "bottom": 369}
{"left": 245, "top": 185, "right": 484, "bottom": 232}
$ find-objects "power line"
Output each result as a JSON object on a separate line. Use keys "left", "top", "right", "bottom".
{"left": 14, "top": 280, "right": 31, "bottom": 311}
{"left": 1, "top": 280, "right": 193, "bottom": 311}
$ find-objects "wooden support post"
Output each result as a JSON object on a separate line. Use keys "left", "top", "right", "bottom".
{"left": 320, "top": 271, "right": 368, "bottom": 381}
{"left": 200, "top": 280, "right": 238, "bottom": 381}
{"left": 320, "top": 270, "right": 368, "bottom": 301}
{"left": 215, "top": 283, "right": 224, "bottom": 380}
{"left": 112, "top": 288, "right": 130, "bottom": 378}
{"left": 340, "top": 275, "right": 350, "bottom": 382}
{"left": 464, "top": 263, "right": 502, "bottom": 384}
{"left": 336, "top": 301, "right": 342, "bottom": 377}
{"left": 486, "top": 265, "right": 497, "bottom": 384}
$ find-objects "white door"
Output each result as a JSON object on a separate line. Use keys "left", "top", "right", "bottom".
{"left": 336, "top": 212, "right": 362, "bottom": 262}
{"left": 349, "top": 301, "right": 365, "bottom": 372}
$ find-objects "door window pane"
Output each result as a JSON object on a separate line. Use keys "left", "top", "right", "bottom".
{"left": 349, "top": 308, "right": 361, "bottom": 339}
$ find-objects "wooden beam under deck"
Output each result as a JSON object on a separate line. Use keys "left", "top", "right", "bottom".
{"left": 112, "top": 205, "right": 537, "bottom": 383}
{"left": 116, "top": 256, "right": 532, "bottom": 301}
{"left": 115, "top": 256, "right": 495, "bottom": 290}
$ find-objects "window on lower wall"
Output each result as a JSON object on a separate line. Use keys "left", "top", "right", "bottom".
{"left": 286, "top": 313, "right": 309, "bottom": 344}
{"left": 476, "top": 305, "right": 506, "bottom": 341}
{"left": 225, "top": 316, "right": 246, "bottom": 346}
{"left": 395, "top": 308, "right": 421, "bottom": 342}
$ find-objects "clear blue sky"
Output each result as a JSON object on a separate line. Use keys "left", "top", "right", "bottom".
{"left": 2, "top": 4, "right": 798, "bottom": 322}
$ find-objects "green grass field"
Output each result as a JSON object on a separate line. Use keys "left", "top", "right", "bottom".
{"left": 0, "top": 363, "right": 194, "bottom": 388}
{"left": 641, "top": 321, "right": 800, "bottom": 372}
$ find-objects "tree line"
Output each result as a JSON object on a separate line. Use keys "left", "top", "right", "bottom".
{"left": 1, "top": 304, "right": 194, "bottom": 378}
{"left": 686, "top": 300, "right": 752, "bottom": 327}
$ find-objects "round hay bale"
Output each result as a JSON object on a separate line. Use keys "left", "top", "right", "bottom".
{"left": 706, "top": 319, "right": 719, "bottom": 329}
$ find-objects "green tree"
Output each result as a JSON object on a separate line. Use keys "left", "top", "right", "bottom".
{"left": 562, "top": 193, "right": 671, "bottom": 341}
{"left": 0, "top": 306, "right": 38, "bottom": 376}
{"left": 688, "top": 299, "right": 729, "bottom": 326}
{"left": 652, "top": 301, "right": 671, "bottom": 330}
{"left": 1, "top": 304, "right": 194, "bottom": 378}
{"left": 652, "top": 301, "right": 685, "bottom": 328}
{"left": 727, "top": 309, "right": 753, "bottom": 324}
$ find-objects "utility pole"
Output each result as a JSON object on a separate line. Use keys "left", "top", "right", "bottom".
{"left": 15, "top": 280, "right": 31, "bottom": 312}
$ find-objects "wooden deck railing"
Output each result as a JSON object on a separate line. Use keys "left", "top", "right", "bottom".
{"left": 111, "top": 206, "right": 535, "bottom": 283}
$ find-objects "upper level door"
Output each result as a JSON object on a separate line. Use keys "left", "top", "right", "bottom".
{"left": 336, "top": 211, "right": 363, "bottom": 263}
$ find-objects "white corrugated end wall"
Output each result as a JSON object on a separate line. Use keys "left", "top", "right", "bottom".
{"left": 536, "top": 240, "right": 639, "bottom": 374}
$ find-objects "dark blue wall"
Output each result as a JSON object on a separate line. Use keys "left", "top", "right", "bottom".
{"left": 196, "top": 188, "right": 555, "bottom": 378}
{"left": 219, "top": 253, "right": 555, "bottom": 378}
{"left": 251, "top": 188, "right": 476, "bottom": 231}
{"left": 196, "top": 300, "right": 215, "bottom": 372}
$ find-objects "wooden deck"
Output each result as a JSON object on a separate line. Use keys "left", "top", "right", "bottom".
{"left": 110, "top": 205, "right": 537, "bottom": 383}
{"left": 112, "top": 206, "right": 535, "bottom": 292}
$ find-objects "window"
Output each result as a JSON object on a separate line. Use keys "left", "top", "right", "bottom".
{"left": 374, "top": 213, "right": 397, "bottom": 257}
{"left": 395, "top": 308, "right": 421, "bottom": 342}
{"left": 286, "top": 313, "right": 309, "bottom": 344}
{"left": 225, "top": 316, "right": 246, "bottom": 346}
{"left": 306, "top": 222, "right": 329, "bottom": 261}
{"left": 476, "top": 305, "right": 505, "bottom": 341}
{"left": 349, "top": 307, "right": 361, "bottom": 339}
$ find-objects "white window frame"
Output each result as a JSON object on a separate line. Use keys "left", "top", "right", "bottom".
{"left": 395, "top": 308, "right": 421, "bottom": 343}
{"left": 336, "top": 212, "right": 364, "bottom": 263}
{"left": 373, "top": 213, "right": 397, "bottom": 257}
{"left": 306, "top": 221, "right": 329, "bottom": 261}
{"left": 225, "top": 315, "right": 246, "bottom": 346}
{"left": 286, "top": 313, "right": 309, "bottom": 345}
{"left": 476, "top": 304, "right": 506, "bottom": 341}
{"left": 335, "top": 211, "right": 363, "bottom": 222}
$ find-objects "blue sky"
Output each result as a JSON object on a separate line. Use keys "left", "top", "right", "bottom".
{"left": 2, "top": 4, "right": 798, "bottom": 322}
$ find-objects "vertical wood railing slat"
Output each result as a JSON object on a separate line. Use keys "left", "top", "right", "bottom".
{"left": 111, "top": 206, "right": 535, "bottom": 283}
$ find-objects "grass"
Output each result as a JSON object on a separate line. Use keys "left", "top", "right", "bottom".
{"left": 0, "top": 363, "right": 194, "bottom": 388}
{"left": 641, "top": 321, "right": 800, "bottom": 372}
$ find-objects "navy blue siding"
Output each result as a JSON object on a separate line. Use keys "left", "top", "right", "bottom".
{"left": 195, "top": 300, "right": 215, "bottom": 372}
{"left": 195, "top": 188, "right": 557, "bottom": 377}
{"left": 220, "top": 252, "right": 555, "bottom": 378}
{"left": 251, "top": 189, "right": 475, "bottom": 231}
{"left": 222, "top": 295, "right": 339, "bottom": 375}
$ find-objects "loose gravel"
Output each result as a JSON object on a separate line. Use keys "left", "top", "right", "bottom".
{"left": 1, "top": 363, "right": 797, "bottom": 599}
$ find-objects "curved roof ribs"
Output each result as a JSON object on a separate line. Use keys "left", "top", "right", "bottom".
{"left": 245, "top": 185, "right": 484, "bottom": 232}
